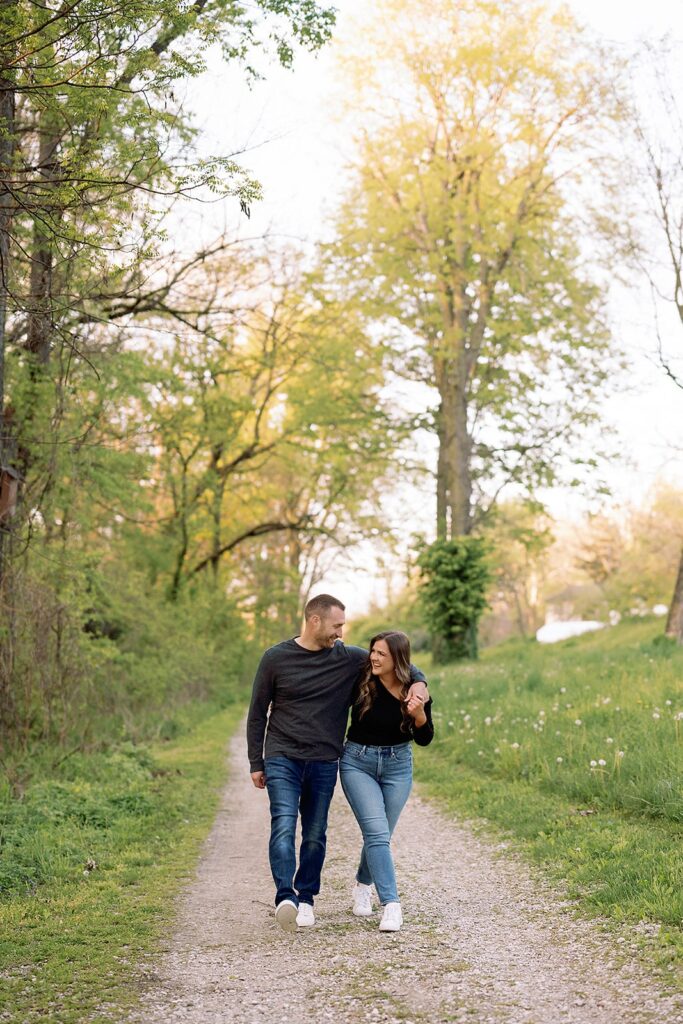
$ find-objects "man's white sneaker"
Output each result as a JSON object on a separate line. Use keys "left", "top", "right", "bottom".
{"left": 296, "top": 902, "right": 315, "bottom": 927}
{"left": 275, "top": 899, "right": 298, "bottom": 932}
{"left": 379, "top": 902, "right": 403, "bottom": 932}
{"left": 352, "top": 882, "right": 374, "bottom": 917}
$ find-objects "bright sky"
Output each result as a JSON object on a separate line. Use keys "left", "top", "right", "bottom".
{"left": 186, "top": 0, "right": 683, "bottom": 615}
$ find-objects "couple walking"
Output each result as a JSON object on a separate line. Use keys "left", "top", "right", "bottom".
{"left": 247, "top": 593, "right": 434, "bottom": 933}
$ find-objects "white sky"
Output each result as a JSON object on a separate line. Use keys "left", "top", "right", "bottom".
{"left": 185, "top": 0, "right": 683, "bottom": 615}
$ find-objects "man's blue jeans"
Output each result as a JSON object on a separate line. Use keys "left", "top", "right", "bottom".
{"left": 264, "top": 755, "right": 339, "bottom": 907}
{"left": 339, "top": 740, "right": 413, "bottom": 905}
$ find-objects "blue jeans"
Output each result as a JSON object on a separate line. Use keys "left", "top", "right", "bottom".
{"left": 339, "top": 740, "right": 413, "bottom": 905}
{"left": 264, "top": 755, "right": 339, "bottom": 907}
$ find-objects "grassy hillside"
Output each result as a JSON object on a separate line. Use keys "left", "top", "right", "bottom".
{"left": 415, "top": 619, "right": 683, "bottom": 981}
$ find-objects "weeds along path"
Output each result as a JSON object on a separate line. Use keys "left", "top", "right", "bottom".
{"left": 126, "top": 731, "right": 683, "bottom": 1024}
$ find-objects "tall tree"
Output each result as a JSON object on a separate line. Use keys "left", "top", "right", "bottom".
{"left": 332, "top": 0, "right": 623, "bottom": 543}
{"left": 126, "top": 249, "right": 408, "bottom": 599}
{"left": 0, "top": 0, "right": 335, "bottom": 542}
{"left": 632, "top": 42, "right": 683, "bottom": 642}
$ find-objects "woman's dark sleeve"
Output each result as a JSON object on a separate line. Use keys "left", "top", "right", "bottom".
{"left": 412, "top": 698, "right": 434, "bottom": 746}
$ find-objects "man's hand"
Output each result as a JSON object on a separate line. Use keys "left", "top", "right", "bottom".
{"left": 407, "top": 680, "right": 428, "bottom": 702}
{"left": 404, "top": 692, "right": 427, "bottom": 726}
{"left": 406, "top": 680, "right": 428, "bottom": 727}
{"left": 251, "top": 771, "right": 266, "bottom": 789}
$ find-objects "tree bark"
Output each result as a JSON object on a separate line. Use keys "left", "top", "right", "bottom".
{"left": 665, "top": 547, "right": 683, "bottom": 643}
{"left": 0, "top": 1, "right": 17, "bottom": 583}
{"left": 435, "top": 395, "right": 448, "bottom": 541}
{"left": 435, "top": 348, "right": 473, "bottom": 540}
{"left": 25, "top": 124, "right": 59, "bottom": 366}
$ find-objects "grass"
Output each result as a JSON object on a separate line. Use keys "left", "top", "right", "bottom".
{"left": 0, "top": 704, "right": 244, "bottom": 1024}
{"left": 414, "top": 618, "right": 683, "bottom": 983}
{"left": 2, "top": 619, "right": 682, "bottom": 1018}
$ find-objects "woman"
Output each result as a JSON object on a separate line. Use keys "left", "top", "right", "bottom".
{"left": 339, "top": 630, "right": 434, "bottom": 932}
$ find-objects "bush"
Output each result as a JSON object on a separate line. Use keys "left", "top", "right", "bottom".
{"left": 0, "top": 558, "right": 250, "bottom": 752}
{"left": 417, "top": 537, "right": 491, "bottom": 662}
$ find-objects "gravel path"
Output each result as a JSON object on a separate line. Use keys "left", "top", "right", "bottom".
{"left": 127, "top": 731, "right": 683, "bottom": 1024}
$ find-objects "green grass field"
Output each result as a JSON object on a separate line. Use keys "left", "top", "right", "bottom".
{"left": 415, "top": 619, "right": 683, "bottom": 982}
{"left": 1, "top": 619, "right": 681, "bottom": 1021}
{"left": 0, "top": 705, "right": 244, "bottom": 1024}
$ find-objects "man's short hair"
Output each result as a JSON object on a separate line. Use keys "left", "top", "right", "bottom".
{"left": 304, "top": 594, "right": 345, "bottom": 620}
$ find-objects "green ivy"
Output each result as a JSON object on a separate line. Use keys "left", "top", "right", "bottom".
{"left": 417, "top": 537, "right": 491, "bottom": 662}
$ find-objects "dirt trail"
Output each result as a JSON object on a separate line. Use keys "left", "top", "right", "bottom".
{"left": 126, "top": 731, "right": 683, "bottom": 1024}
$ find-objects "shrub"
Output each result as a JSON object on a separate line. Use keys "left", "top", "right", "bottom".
{"left": 417, "top": 537, "right": 490, "bottom": 662}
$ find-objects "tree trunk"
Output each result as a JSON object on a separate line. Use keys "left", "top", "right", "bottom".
{"left": 436, "top": 355, "right": 473, "bottom": 539}
{"left": 665, "top": 547, "right": 683, "bottom": 642}
{"left": 17, "top": 111, "right": 60, "bottom": 487}
{"left": 26, "top": 125, "right": 59, "bottom": 366}
{"left": 435, "top": 407, "right": 448, "bottom": 541}
{"left": 0, "top": 5, "right": 17, "bottom": 581}
{"left": 0, "top": 35, "right": 13, "bottom": 416}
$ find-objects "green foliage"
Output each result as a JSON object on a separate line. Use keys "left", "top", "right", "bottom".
{"left": 134, "top": 253, "right": 407, "bottom": 597}
{"left": 0, "top": 556, "right": 250, "bottom": 750}
{"left": 0, "top": 706, "right": 244, "bottom": 1023}
{"left": 346, "top": 585, "right": 431, "bottom": 652}
{"left": 479, "top": 500, "right": 554, "bottom": 643}
{"left": 573, "top": 486, "right": 683, "bottom": 618}
{"left": 415, "top": 620, "right": 683, "bottom": 968}
{"left": 331, "top": 0, "right": 624, "bottom": 537}
{"left": 417, "top": 537, "right": 491, "bottom": 662}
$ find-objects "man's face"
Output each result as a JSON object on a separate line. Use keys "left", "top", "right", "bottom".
{"left": 312, "top": 606, "right": 345, "bottom": 648}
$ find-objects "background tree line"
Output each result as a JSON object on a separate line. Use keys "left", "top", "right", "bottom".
{"left": 0, "top": 0, "right": 682, "bottom": 756}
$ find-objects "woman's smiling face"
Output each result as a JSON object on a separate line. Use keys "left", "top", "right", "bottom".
{"left": 370, "top": 638, "right": 394, "bottom": 676}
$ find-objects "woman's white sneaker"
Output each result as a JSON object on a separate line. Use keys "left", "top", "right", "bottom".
{"left": 296, "top": 902, "right": 315, "bottom": 927}
{"left": 352, "top": 882, "right": 374, "bottom": 916}
{"left": 275, "top": 899, "right": 298, "bottom": 932}
{"left": 379, "top": 902, "right": 402, "bottom": 932}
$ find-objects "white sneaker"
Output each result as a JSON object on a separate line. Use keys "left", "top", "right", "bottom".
{"left": 352, "top": 882, "right": 374, "bottom": 917}
{"left": 275, "top": 899, "right": 298, "bottom": 932}
{"left": 379, "top": 902, "right": 403, "bottom": 932}
{"left": 296, "top": 902, "right": 315, "bottom": 927}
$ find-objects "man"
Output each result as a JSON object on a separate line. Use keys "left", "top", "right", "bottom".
{"left": 247, "top": 593, "right": 428, "bottom": 931}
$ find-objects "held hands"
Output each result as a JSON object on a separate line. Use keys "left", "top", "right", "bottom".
{"left": 404, "top": 692, "right": 428, "bottom": 727}
{"left": 251, "top": 771, "right": 266, "bottom": 789}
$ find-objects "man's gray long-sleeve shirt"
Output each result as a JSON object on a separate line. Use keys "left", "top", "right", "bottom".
{"left": 246, "top": 638, "right": 426, "bottom": 772}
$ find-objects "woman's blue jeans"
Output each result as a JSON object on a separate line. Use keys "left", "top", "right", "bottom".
{"left": 339, "top": 740, "right": 413, "bottom": 905}
{"left": 264, "top": 755, "right": 338, "bottom": 908}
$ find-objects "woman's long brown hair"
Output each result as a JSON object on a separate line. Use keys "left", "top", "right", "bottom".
{"left": 356, "top": 631, "right": 413, "bottom": 732}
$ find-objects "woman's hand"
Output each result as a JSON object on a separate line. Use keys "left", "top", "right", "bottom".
{"left": 404, "top": 693, "right": 427, "bottom": 727}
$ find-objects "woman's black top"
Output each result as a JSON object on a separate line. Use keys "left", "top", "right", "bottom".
{"left": 346, "top": 679, "right": 434, "bottom": 747}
